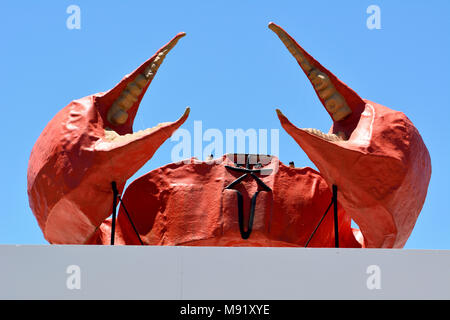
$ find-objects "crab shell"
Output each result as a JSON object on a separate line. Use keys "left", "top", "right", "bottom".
{"left": 27, "top": 24, "right": 431, "bottom": 248}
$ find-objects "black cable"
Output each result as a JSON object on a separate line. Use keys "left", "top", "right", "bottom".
{"left": 304, "top": 198, "right": 333, "bottom": 248}
{"left": 117, "top": 196, "right": 144, "bottom": 245}
{"left": 110, "top": 181, "right": 144, "bottom": 246}
{"left": 304, "top": 185, "right": 339, "bottom": 248}
{"left": 110, "top": 181, "right": 118, "bottom": 245}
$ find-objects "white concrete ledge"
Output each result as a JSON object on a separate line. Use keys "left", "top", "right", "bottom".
{"left": 0, "top": 245, "right": 449, "bottom": 299}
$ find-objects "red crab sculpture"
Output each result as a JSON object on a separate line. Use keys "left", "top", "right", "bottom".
{"left": 27, "top": 23, "right": 431, "bottom": 248}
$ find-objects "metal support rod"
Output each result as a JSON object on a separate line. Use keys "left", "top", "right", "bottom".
{"left": 118, "top": 197, "right": 144, "bottom": 245}
{"left": 111, "top": 181, "right": 119, "bottom": 245}
{"left": 304, "top": 184, "right": 339, "bottom": 248}
{"left": 304, "top": 200, "right": 333, "bottom": 248}
{"left": 333, "top": 184, "right": 339, "bottom": 248}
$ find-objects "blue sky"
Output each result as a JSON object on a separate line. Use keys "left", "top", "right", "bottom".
{"left": 1, "top": 1, "right": 449, "bottom": 248}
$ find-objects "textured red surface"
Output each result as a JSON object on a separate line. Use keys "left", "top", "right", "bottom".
{"left": 27, "top": 34, "right": 189, "bottom": 244}
{"left": 277, "top": 102, "right": 431, "bottom": 248}
{"left": 90, "top": 155, "right": 361, "bottom": 248}
{"left": 27, "top": 26, "right": 431, "bottom": 248}
{"left": 269, "top": 23, "right": 431, "bottom": 247}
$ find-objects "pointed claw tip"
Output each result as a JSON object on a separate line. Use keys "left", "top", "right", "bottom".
{"left": 268, "top": 22, "right": 280, "bottom": 32}
{"left": 175, "top": 106, "right": 190, "bottom": 123}
{"left": 275, "top": 108, "right": 283, "bottom": 117}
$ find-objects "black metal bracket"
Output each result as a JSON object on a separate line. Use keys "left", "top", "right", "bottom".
{"left": 110, "top": 178, "right": 338, "bottom": 247}
{"left": 110, "top": 181, "right": 144, "bottom": 246}
{"left": 304, "top": 184, "right": 339, "bottom": 248}
{"left": 110, "top": 181, "right": 118, "bottom": 245}
{"left": 224, "top": 155, "right": 272, "bottom": 240}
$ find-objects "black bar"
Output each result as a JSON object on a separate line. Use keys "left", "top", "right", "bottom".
{"left": 224, "top": 165, "right": 263, "bottom": 174}
{"left": 110, "top": 181, "right": 119, "bottom": 245}
{"left": 235, "top": 190, "right": 261, "bottom": 239}
{"left": 333, "top": 184, "right": 339, "bottom": 248}
{"left": 304, "top": 199, "right": 333, "bottom": 247}
{"left": 224, "top": 173, "right": 248, "bottom": 190}
{"left": 118, "top": 197, "right": 144, "bottom": 245}
{"left": 250, "top": 173, "right": 271, "bottom": 192}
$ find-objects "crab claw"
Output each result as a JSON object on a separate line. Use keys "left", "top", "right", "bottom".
{"left": 27, "top": 33, "right": 189, "bottom": 244}
{"left": 270, "top": 23, "right": 431, "bottom": 248}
